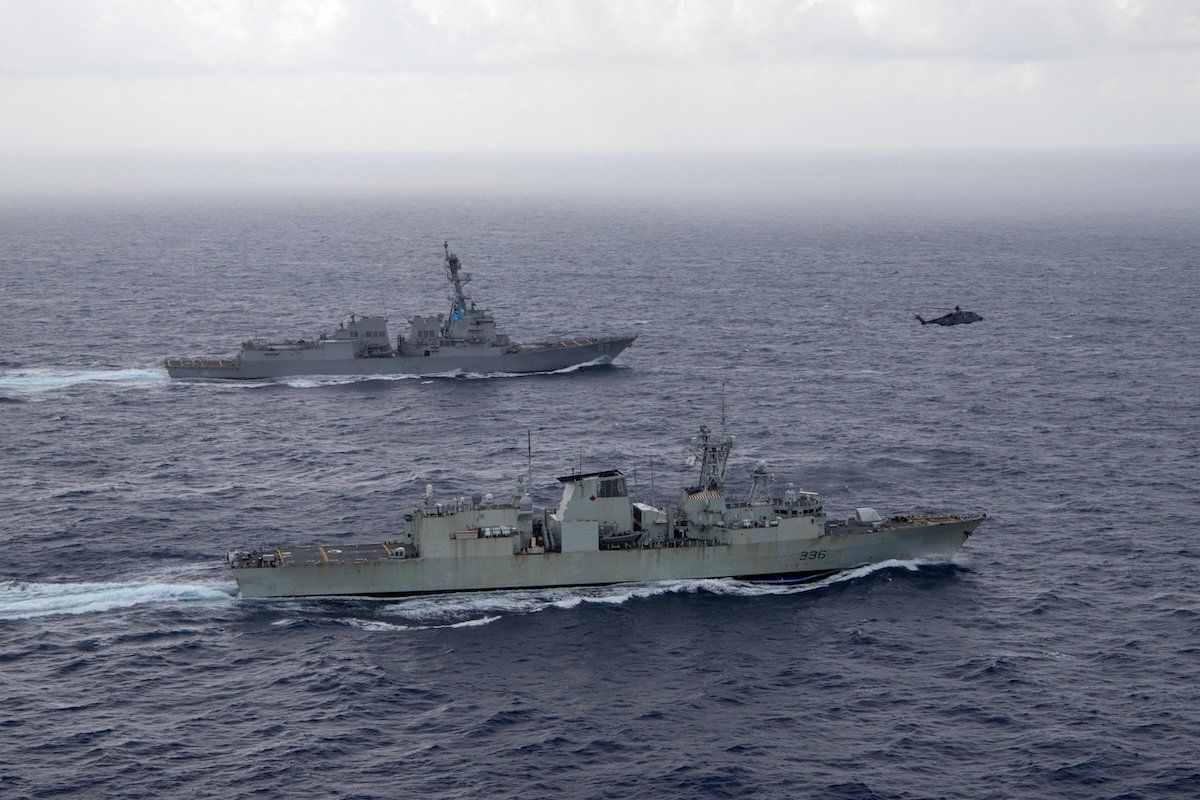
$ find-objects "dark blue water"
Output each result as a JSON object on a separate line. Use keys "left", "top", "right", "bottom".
{"left": 2, "top": 159, "right": 1198, "bottom": 799}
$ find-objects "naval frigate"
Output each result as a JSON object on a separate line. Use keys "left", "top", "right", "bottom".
{"left": 165, "top": 242, "right": 636, "bottom": 380}
{"left": 227, "top": 422, "right": 985, "bottom": 598}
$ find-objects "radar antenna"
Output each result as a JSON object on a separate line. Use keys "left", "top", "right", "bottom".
{"left": 746, "top": 459, "right": 775, "bottom": 506}
{"left": 443, "top": 240, "right": 471, "bottom": 295}
{"left": 720, "top": 380, "right": 728, "bottom": 433}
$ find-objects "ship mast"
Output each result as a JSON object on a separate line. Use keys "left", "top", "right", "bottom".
{"left": 688, "top": 383, "right": 736, "bottom": 492}
{"left": 442, "top": 241, "right": 472, "bottom": 332}
{"left": 689, "top": 424, "right": 735, "bottom": 493}
{"left": 746, "top": 459, "right": 775, "bottom": 505}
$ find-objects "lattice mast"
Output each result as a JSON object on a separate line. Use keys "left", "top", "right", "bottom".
{"left": 442, "top": 240, "right": 472, "bottom": 331}
{"left": 688, "top": 383, "right": 736, "bottom": 492}
{"left": 746, "top": 460, "right": 776, "bottom": 505}
{"left": 689, "top": 425, "right": 735, "bottom": 492}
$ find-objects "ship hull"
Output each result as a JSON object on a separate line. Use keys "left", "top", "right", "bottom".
{"left": 231, "top": 517, "right": 981, "bottom": 598}
{"left": 167, "top": 336, "right": 634, "bottom": 380}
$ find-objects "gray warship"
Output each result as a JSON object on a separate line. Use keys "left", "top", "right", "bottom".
{"left": 228, "top": 422, "right": 985, "bottom": 598}
{"left": 166, "top": 243, "right": 636, "bottom": 380}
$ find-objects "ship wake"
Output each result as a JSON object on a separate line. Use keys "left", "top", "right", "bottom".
{"left": 0, "top": 579, "right": 235, "bottom": 620}
{"left": 0, "top": 367, "right": 168, "bottom": 392}
{"left": 325, "top": 558, "right": 945, "bottom": 630}
{"left": 0, "top": 356, "right": 616, "bottom": 393}
{"left": 247, "top": 357, "right": 616, "bottom": 388}
{"left": 2, "top": 357, "right": 618, "bottom": 392}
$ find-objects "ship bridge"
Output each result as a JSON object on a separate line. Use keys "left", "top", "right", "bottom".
{"left": 549, "top": 469, "right": 633, "bottom": 552}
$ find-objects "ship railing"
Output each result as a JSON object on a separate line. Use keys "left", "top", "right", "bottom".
{"left": 727, "top": 498, "right": 822, "bottom": 514}
{"left": 822, "top": 512, "right": 973, "bottom": 537}
{"left": 884, "top": 511, "right": 987, "bottom": 526}
{"left": 412, "top": 497, "right": 504, "bottom": 518}
{"left": 517, "top": 333, "right": 634, "bottom": 351}
{"left": 641, "top": 534, "right": 729, "bottom": 549}
{"left": 166, "top": 357, "right": 239, "bottom": 369}
{"left": 242, "top": 339, "right": 322, "bottom": 352}
{"left": 227, "top": 549, "right": 280, "bottom": 568}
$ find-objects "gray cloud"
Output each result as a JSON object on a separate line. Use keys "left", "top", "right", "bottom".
{"left": 3, "top": 0, "right": 1198, "bottom": 76}
{"left": 0, "top": 1, "right": 1197, "bottom": 152}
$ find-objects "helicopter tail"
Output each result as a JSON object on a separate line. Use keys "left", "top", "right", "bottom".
{"left": 915, "top": 314, "right": 928, "bottom": 325}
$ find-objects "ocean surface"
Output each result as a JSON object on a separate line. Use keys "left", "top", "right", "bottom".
{"left": 1, "top": 156, "right": 1198, "bottom": 799}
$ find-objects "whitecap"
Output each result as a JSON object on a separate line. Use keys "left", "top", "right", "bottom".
{"left": 339, "top": 617, "right": 421, "bottom": 632}
{"left": 445, "top": 614, "right": 501, "bottom": 628}
{"left": 300, "top": 614, "right": 503, "bottom": 632}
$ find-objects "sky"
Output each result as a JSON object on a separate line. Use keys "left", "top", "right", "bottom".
{"left": 1, "top": 0, "right": 1198, "bottom": 156}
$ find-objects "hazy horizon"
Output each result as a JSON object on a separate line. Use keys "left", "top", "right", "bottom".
{"left": 2, "top": 149, "right": 1198, "bottom": 209}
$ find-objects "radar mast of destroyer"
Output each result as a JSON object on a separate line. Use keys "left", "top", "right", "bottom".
{"left": 442, "top": 240, "right": 472, "bottom": 334}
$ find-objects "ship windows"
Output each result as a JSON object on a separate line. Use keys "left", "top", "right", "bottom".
{"left": 598, "top": 477, "right": 627, "bottom": 498}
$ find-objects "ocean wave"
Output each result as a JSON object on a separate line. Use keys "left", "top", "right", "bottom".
{"left": 260, "top": 357, "right": 615, "bottom": 387}
{"left": 2, "top": 357, "right": 614, "bottom": 393}
{"left": 256, "top": 561, "right": 936, "bottom": 631}
{"left": 0, "top": 579, "right": 234, "bottom": 620}
{"left": 380, "top": 559, "right": 933, "bottom": 623}
{"left": 0, "top": 367, "right": 168, "bottom": 391}
{"left": 271, "top": 613, "right": 503, "bottom": 632}
{"left": 346, "top": 614, "right": 502, "bottom": 631}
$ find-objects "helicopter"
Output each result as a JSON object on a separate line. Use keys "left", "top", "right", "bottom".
{"left": 915, "top": 306, "right": 983, "bottom": 326}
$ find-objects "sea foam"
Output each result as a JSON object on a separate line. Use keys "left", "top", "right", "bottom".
{"left": 0, "top": 579, "right": 234, "bottom": 620}
{"left": 0, "top": 368, "right": 167, "bottom": 392}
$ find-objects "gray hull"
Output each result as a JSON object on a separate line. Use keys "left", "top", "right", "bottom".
{"left": 167, "top": 336, "right": 634, "bottom": 380}
{"left": 232, "top": 517, "right": 982, "bottom": 599}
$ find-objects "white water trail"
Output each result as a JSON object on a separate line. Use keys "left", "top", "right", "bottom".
{"left": 270, "top": 613, "right": 503, "bottom": 632}
{"left": 0, "top": 356, "right": 613, "bottom": 393}
{"left": 0, "top": 368, "right": 168, "bottom": 392}
{"left": 180, "top": 356, "right": 616, "bottom": 389}
{"left": 379, "top": 558, "right": 934, "bottom": 624}
{"left": 346, "top": 614, "right": 502, "bottom": 631}
{"left": 0, "top": 579, "right": 235, "bottom": 620}
{"left": 282, "top": 357, "right": 614, "bottom": 386}
{"left": 261, "top": 559, "right": 942, "bottom": 632}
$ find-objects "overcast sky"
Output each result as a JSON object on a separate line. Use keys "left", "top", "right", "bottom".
{"left": 1, "top": 0, "right": 1198, "bottom": 153}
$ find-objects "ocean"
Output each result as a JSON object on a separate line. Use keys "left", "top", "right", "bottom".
{"left": 1, "top": 155, "right": 1198, "bottom": 799}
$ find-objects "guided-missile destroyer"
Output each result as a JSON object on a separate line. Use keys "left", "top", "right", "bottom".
{"left": 227, "top": 423, "right": 985, "bottom": 598}
{"left": 166, "top": 242, "right": 636, "bottom": 380}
